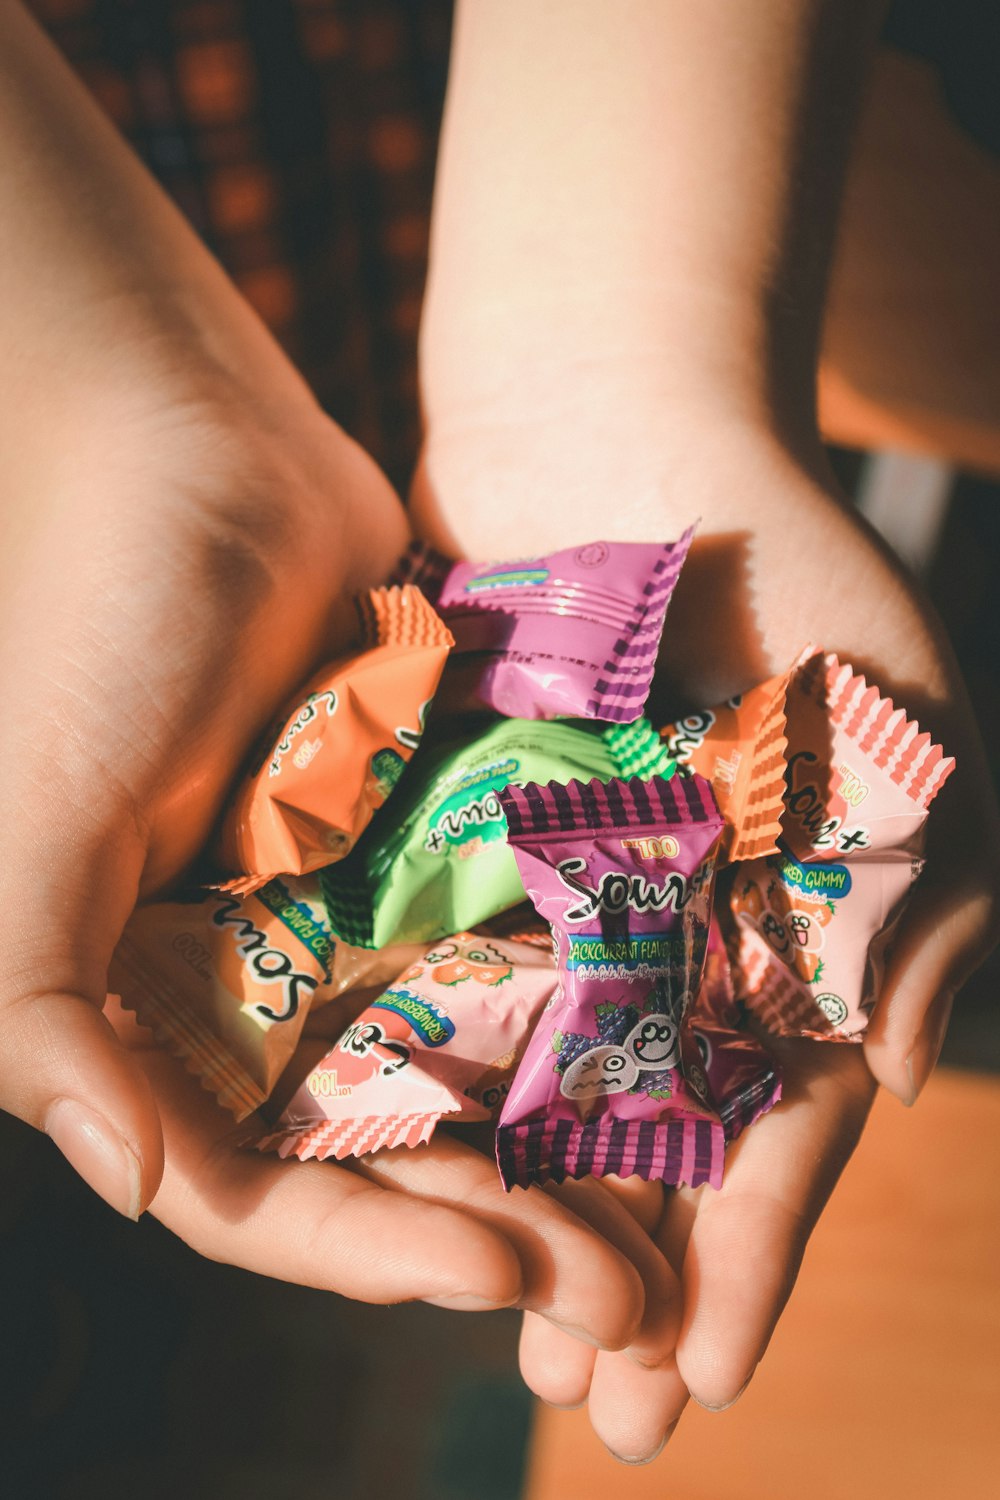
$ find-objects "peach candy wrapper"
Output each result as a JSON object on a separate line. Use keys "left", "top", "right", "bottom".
{"left": 111, "top": 876, "right": 423, "bottom": 1120}
{"left": 256, "top": 930, "right": 557, "bottom": 1160}
{"left": 216, "top": 585, "right": 452, "bottom": 889}
{"left": 660, "top": 664, "right": 792, "bottom": 862}
{"left": 496, "top": 773, "right": 727, "bottom": 1191}
{"left": 731, "top": 651, "right": 955, "bottom": 1039}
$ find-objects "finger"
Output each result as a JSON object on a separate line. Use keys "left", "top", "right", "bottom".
{"left": 351, "top": 1133, "right": 645, "bottom": 1350}
{"left": 542, "top": 1180, "right": 686, "bottom": 1463}
{"left": 515, "top": 1174, "right": 681, "bottom": 1419}
{"left": 586, "top": 1358, "right": 687, "bottom": 1466}
{"left": 543, "top": 1177, "right": 679, "bottom": 1366}
{"left": 0, "top": 823, "right": 164, "bottom": 1219}
{"left": 519, "top": 1311, "right": 596, "bottom": 1408}
{"left": 865, "top": 872, "right": 999, "bottom": 1104}
{"left": 127, "top": 1027, "right": 523, "bottom": 1307}
{"left": 669, "top": 1038, "right": 874, "bottom": 1410}
{"left": 597, "top": 1174, "right": 664, "bottom": 1236}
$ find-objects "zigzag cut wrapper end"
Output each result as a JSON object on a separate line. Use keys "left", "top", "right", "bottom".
{"left": 822, "top": 654, "right": 955, "bottom": 811}
{"left": 256, "top": 1110, "right": 448, "bottom": 1161}
{"left": 496, "top": 1115, "right": 724, "bottom": 1192}
{"left": 584, "top": 525, "right": 698, "bottom": 722}
{"left": 728, "top": 673, "right": 789, "bottom": 861}
{"left": 357, "top": 584, "right": 455, "bottom": 652}
{"left": 718, "top": 1072, "right": 784, "bottom": 1143}
{"left": 498, "top": 771, "right": 720, "bottom": 844}
{"left": 114, "top": 946, "right": 265, "bottom": 1122}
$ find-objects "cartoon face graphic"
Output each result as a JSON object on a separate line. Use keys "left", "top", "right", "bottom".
{"left": 623, "top": 1016, "right": 679, "bottom": 1071}
{"left": 785, "top": 909, "right": 825, "bottom": 955}
{"left": 559, "top": 1045, "right": 639, "bottom": 1101}
{"left": 423, "top": 937, "right": 513, "bottom": 988}
{"left": 759, "top": 910, "right": 791, "bottom": 959}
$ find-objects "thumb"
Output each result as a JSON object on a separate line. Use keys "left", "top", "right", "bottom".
{"left": 0, "top": 818, "right": 164, "bottom": 1218}
{"left": 864, "top": 871, "right": 999, "bottom": 1106}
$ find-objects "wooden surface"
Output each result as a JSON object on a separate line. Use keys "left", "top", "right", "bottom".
{"left": 818, "top": 53, "right": 1000, "bottom": 475}
{"left": 524, "top": 1067, "right": 1000, "bottom": 1500}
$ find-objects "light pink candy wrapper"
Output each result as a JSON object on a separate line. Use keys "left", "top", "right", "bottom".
{"left": 731, "top": 650, "right": 955, "bottom": 1039}
{"left": 257, "top": 931, "right": 557, "bottom": 1160}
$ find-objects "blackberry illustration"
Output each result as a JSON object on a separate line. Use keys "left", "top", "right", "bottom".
{"left": 636, "top": 1066, "right": 675, "bottom": 1100}
{"left": 551, "top": 1001, "right": 638, "bottom": 1076}
{"left": 594, "top": 1000, "right": 641, "bottom": 1046}
{"left": 551, "top": 1027, "right": 599, "bottom": 1076}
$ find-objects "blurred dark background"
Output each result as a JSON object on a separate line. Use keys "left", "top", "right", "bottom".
{"left": 4, "top": 2, "right": 998, "bottom": 1496}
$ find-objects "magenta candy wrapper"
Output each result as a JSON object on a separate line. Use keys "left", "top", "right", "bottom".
{"left": 684, "top": 918, "right": 782, "bottom": 1143}
{"left": 426, "top": 533, "right": 694, "bottom": 722}
{"left": 496, "top": 773, "right": 728, "bottom": 1190}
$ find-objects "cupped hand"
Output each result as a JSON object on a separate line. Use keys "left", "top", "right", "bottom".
{"left": 101, "top": 995, "right": 652, "bottom": 1335}
{"left": 0, "top": 349, "right": 654, "bottom": 1346}
{"left": 0, "top": 349, "right": 408, "bottom": 1221}
{"left": 517, "top": 1038, "right": 874, "bottom": 1462}
{"left": 412, "top": 409, "right": 1000, "bottom": 1455}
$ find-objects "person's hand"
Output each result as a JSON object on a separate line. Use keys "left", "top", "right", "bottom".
{"left": 0, "top": 1, "right": 662, "bottom": 1349}
{"left": 411, "top": 411, "right": 1000, "bottom": 1457}
{"left": 0, "top": 349, "right": 658, "bottom": 1341}
{"left": 101, "top": 996, "right": 660, "bottom": 1333}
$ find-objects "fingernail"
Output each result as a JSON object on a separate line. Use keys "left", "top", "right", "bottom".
{"left": 902, "top": 989, "right": 955, "bottom": 1107}
{"left": 611, "top": 1421, "right": 678, "bottom": 1466}
{"left": 692, "top": 1369, "right": 755, "bottom": 1412}
{"left": 45, "top": 1099, "right": 143, "bottom": 1220}
{"left": 425, "top": 1292, "right": 516, "bottom": 1312}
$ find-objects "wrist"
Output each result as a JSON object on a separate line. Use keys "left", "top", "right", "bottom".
{"left": 413, "top": 373, "right": 830, "bottom": 561}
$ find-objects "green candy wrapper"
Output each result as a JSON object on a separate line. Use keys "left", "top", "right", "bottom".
{"left": 321, "top": 718, "right": 674, "bottom": 948}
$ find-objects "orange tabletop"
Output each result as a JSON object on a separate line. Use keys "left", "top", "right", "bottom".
{"left": 524, "top": 1066, "right": 1000, "bottom": 1500}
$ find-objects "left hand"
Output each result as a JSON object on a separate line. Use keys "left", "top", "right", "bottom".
{"left": 519, "top": 1038, "right": 874, "bottom": 1463}
{"left": 411, "top": 410, "right": 999, "bottom": 1461}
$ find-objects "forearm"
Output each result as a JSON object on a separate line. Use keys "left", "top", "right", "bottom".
{"left": 417, "top": 0, "right": 884, "bottom": 555}
{"left": 0, "top": 2, "right": 315, "bottom": 455}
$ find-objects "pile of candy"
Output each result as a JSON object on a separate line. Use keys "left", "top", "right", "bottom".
{"left": 111, "top": 536, "right": 954, "bottom": 1193}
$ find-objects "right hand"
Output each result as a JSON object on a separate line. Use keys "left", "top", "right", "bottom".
{"left": 0, "top": 348, "right": 659, "bottom": 1338}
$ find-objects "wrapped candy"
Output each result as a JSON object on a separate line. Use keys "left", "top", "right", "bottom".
{"left": 320, "top": 716, "right": 674, "bottom": 949}
{"left": 683, "top": 917, "right": 782, "bottom": 1142}
{"left": 731, "top": 651, "right": 955, "bottom": 1039}
{"left": 495, "top": 773, "right": 727, "bottom": 1190}
{"left": 396, "top": 534, "right": 694, "bottom": 722}
{"left": 216, "top": 586, "right": 452, "bottom": 888}
{"left": 257, "top": 930, "right": 557, "bottom": 1159}
{"left": 661, "top": 661, "right": 792, "bottom": 862}
{"left": 111, "top": 875, "right": 423, "bottom": 1119}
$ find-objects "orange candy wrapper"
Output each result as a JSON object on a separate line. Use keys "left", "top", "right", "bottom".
{"left": 660, "top": 666, "right": 791, "bottom": 862}
{"left": 217, "top": 586, "right": 453, "bottom": 889}
{"left": 110, "top": 876, "right": 423, "bottom": 1120}
{"left": 730, "top": 651, "right": 954, "bottom": 1039}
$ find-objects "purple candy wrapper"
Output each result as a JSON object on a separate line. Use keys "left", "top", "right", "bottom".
{"left": 496, "top": 773, "right": 727, "bottom": 1190}
{"left": 430, "top": 533, "right": 694, "bottom": 722}
{"left": 683, "top": 918, "right": 782, "bottom": 1143}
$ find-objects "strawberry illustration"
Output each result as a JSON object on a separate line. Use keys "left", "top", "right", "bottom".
{"left": 433, "top": 957, "right": 512, "bottom": 987}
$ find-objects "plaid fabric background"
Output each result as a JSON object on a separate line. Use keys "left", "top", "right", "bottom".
{"left": 30, "top": 0, "right": 453, "bottom": 494}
